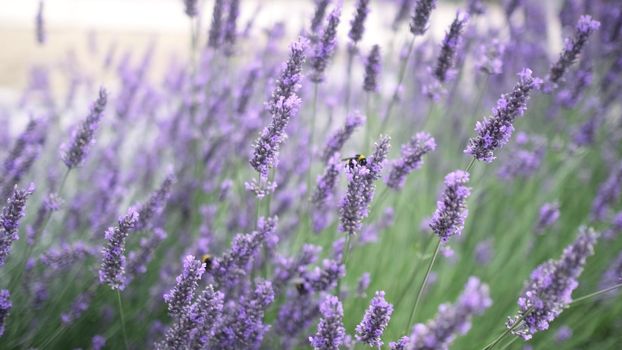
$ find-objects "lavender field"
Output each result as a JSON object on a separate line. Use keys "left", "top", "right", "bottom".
{"left": 1, "top": 0, "right": 622, "bottom": 349}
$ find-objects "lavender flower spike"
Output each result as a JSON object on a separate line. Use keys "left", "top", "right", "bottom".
{"left": 387, "top": 132, "right": 436, "bottom": 190}
{"left": 464, "top": 68, "right": 542, "bottom": 163}
{"left": 340, "top": 165, "right": 371, "bottom": 236}
{"left": 410, "top": 277, "right": 492, "bottom": 350}
{"left": 322, "top": 113, "right": 364, "bottom": 163}
{"left": 188, "top": 285, "right": 224, "bottom": 349}
{"left": 310, "top": 6, "right": 341, "bottom": 83}
{"left": 349, "top": 0, "right": 371, "bottom": 44}
{"left": 312, "top": 155, "right": 341, "bottom": 208}
{"left": 310, "top": 0, "right": 331, "bottom": 34}
{"left": 546, "top": 15, "right": 600, "bottom": 90}
{"left": 136, "top": 173, "right": 175, "bottom": 230}
{"left": 0, "top": 183, "right": 35, "bottom": 267}
{"left": 355, "top": 291, "right": 394, "bottom": 347}
{"left": 363, "top": 45, "right": 381, "bottom": 93}
{"left": 310, "top": 295, "right": 346, "bottom": 350}
{"left": 433, "top": 11, "right": 469, "bottom": 83}
{"left": 250, "top": 38, "right": 307, "bottom": 176}
{"left": 507, "top": 227, "right": 599, "bottom": 340}
{"left": 207, "top": 0, "right": 225, "bottom": 48}
{"left": 410, "top": 0, "right": 437, "bottom": 36}
{"left": 183, "top": 0, "right": 198, "bottom": 18}
{"left": 0, "top": 290, "right": 11, "bottom": 337}
{"left": 429, "top": 170, "right": 471, "bottom": 242}
{"left": 591, "top": 162, "right": 622, "bottom": 221}
{"left": 36, "top": 0, "right": 45, "bottom": 45}
{"left": 223, "top": 0, "right": 240, "bottom": 55}
{"left": 98, "top": 208, "right": 139, "bottom": 290}
{"left": 61, "top": 87, "right": 107, "bottom": 169}
{"left": 163, "top": 255, "right": 206, "bottom": 320}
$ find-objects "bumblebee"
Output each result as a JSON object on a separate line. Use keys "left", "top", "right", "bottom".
{"left": 201, "top": 254, "right": 213, "bottom": 271}
{"left": 342, "top": 154, "right": 367, "bottom": 169}
{"left": 295, "top": 281, "right": 309, "bottom": 295}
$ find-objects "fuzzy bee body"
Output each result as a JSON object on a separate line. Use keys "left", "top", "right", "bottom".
{"left": 201, "top": 254, "right": 213, "bottom": 271}
{"left": 342, "top": 154, "right": 367, "bottom": 169}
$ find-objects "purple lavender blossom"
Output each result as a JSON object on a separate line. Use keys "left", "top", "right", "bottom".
{"left": 348, "top": 0, "right": 370, "bottom": 44}
{"left": 536, "top": 202, "right": 560, "bottom": 233}
{"left": 92, "top": 335, "right": 106, "bottom": 350}
{"left": 303, "top": 258, "right": 346, "bottom": 292}
{"left": 186, "top": 285, "right": 224, "bottom": 349}
{"left": 355, "top": 291, "right": 393, "bottom": 347}
{"left": 61, "top": 88, "right": 107, "bottom": 168}
{"left": 183, "top": 0, "right": 198, "bottom": 18}
{"left": 310, "top": 0, "right": 331, "bottom": 34}
{"left": 410, "top": 277, "right": 492, "bottom": 350}
{"left": 136, "top": 173, "right": 175, "bottom": 230}
{"left": 339, "top": 165, "right": 371, "bottom": 236}
{"left": 465, "top": 69, "right": 542, "bottom": 163}
{"left": 272, "top": 244, "right": 321, "bottom": 290}
{"left": 364, "top": 45, "right": 381, "bottom": 93}
{"left": 467, "top": 0, "right": 485, "bottom": 16}
{"left": 554, "top": 325, "right": 572, "bottom": 343}
{"left": 476, "top": 38, "right": 505, "bottom": 75}
{"left": 507, "top": 227, "right": 599, "bottom": 340}
{"left": 207, "top": 0, "right": 225, "bottom": 48}
{"left": 310, "top": 295, "right": 346, "bottom": 350}
{"left": 313, "top": 155, "right": 341, "bottom": 208}
{"left": 389, "top": 336, "right": 410, "bottom": 350}
{"left": 361, "top": 135, "right": 391, "bottom": 208}
{"left": 497, "top": 133, "right": 546, "bottom": 181}
{"left": 163, "top": 255, "right": 206, "bottom": 320}
{"left": 598, "top": 251, "right": 622, "bottom": 296}
{"left": 0, "top": 183, "right": 35, "bottom": 266}
{"left": 98, "top": 208, "right": 139, "bottom": 290}
{"left": 36, "top": 0, "right": 45, "bottom": 45}
{"left": 387, "top": 132, "right": 436, "bottom": 190}
{"left": 237, "top": 65, "right": 260, "bottom": 114}
{"left": 276, "top": 292, "right": 320, "bottom": 345}
{"left": 60, "top": 291, "right": 93, "bottom": 326}
{"left": 410, "top": 0, "right": 437, "bottom": 36}
{"left": 310, "top": 7, "right": 341, "bottom": 83}
{"left": 357, "top": 272, "right": 371, "bottom": 297}
{"left": 0, "top": 290, "right": 11, "bottom": 337}
{"left": 432, "top": 12, "right": 469, "bottom": 83}
{"left": 224, "top": 0, "right": 240, "bottom": 55}
{"left": 603, "top": 211, "right": 622, "bottom": 240}
{"left": 211, "top": 217, "right": 278, "bottom": 288}
{"left": 250, "top": 38, "right": 307, "bottom": 176}
{"left": 591, "top": 162, "right": 622, "bottom": 221}
{"left": 474, "top": 239, "right": 493, "bottom": 265}
{"left": 40, "top": 241, "right": 95, "bottom": 270}
{"left": 360, "top": 207, "right": 394, "bottom": 244}
{"left": 429, "top": 171, "right": 471, "bottom": 242}
{"left": 126, "top": 228, "right": 167, "bottom": 280}
{"left": 546, "top": 15, "right": 600, "bottom": 90}
{"left": 322, "top": 114, "right": 364, "bottom": 163}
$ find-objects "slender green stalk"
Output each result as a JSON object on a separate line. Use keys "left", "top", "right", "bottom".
{"left": 336, "top": 234, "right": 353, "bottom": 296}
{"left": 380, "top": 36, "right": 416, "bottom": 133}
{"left": 306, "top": 83, "right": 320, "bottom": 197}
{"left": 482, "top": 307, "right": 534, "bottom": 350}
{"left": 345, "top": 48, "right": 356, "bottom": 115}
{"left": 465, "top": 158, "right": 476, "bottom": 173}
{"left": 570, "top": 282, "right": 622, "bottom": 305}
{"left": 406, "top": 237, "right": 442, "bottom": 331}
{"left": 117, "top": 290, "right": 130, "bottom": 350}
{"left": 499, "top": 335, "right": 519, "bottom": 350}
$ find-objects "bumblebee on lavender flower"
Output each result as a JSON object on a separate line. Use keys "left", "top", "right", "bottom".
{"left": 201, "top": 254, "right": 213, "bottom": 271}
{"left": 342, "top": 154, "right": 367, "bottom": 169}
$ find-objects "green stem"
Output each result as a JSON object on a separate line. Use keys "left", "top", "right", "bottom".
{"left": 306, "top": 83, "right": 319, "bottom": 198}
{"left": 465, "top": 158, "right": 476, "bottom": 173}
{"left": 381, "top": 36, "right": 416, "bottom": 133}
{"left": 570, "top": 282, "right": 622, "bottom": 305}
{"left": 406, "top": 238, "right": 441, "bottom": 331}
{"left": 482, "top": 307, "right": 533, "bottom": 350}
{"left": 336, "top": 234, "right": 353, "bottom": 296}
{"left": 117, "top": 290, "right": 129, "bottom": 350}
{"left": 499, "top": 335, "right": 519, "bottom": 350}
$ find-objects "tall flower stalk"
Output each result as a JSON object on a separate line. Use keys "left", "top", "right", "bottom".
{"left": 345, "top": 0, "right": 371, "bottom": 112}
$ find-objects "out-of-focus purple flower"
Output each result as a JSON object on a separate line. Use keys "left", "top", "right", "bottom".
{"left": 60, "top": 291, "right": 93, "bottom": 326}
{"left": 127, "top": 228, "right": 167, "bottom": 281}
{"left": 357, "top": 272, "right": 371, "bottom": 297}
{"left": 389, "top": 336, "right": 410, "bottom": 350}
{"left": 310, "top": 7, "right": 341, "bottom": 83}
{"left": 467, "top": 0, "right": 485, "bottom": 16}
{"left": 355, "top": 291, "right": 393, "bottom": 347}
{"left": 598, "top": 251, "right": 622, "bottom": 297}
{"left": 310, "top": 0, "right": 331, "bottom": 34}
{"left": 475, "top": 38, "right": 505, "bottom": 75}
{"left": 98, "top": 208, "right": 139, "bottom": 290}
{"left": 349, "top": 0, "right": 370, "bottom": 44}
{"left": 211, "top": 217, "right": 278, "bottom": 288}
{"left": 475, "top": 239, "right": 493, "bottom": 265}
{"left": 224, "top": 0, "right": 240, "bottom": 54}
{"left": 536, "top": 202, "right": 560, "bottom": 233}
{"left": 183, "top": 0, "right": 198, "bottom": 18}
{"left": 360, "top": 207, "right": 394, "bottom": 244}
{"left": 0, "top": 290, "right": 11, "bottom": 337}
{"left": 410, "top": 277, "right": 492, "bottom": 350}
{"left": 555, "top": 325, "right": 572, "bottom": 343}
{"left": 603, "top": 211, "right": 622, "bottom": 240}
{"left": 507, "top": 227, "right": 598, "bottom": 340}
{"left": 26, "top": 192, "right": 62, "bottom": 246}
{"left": 557, "top": 65, "right": 592, "bottom": 108}
{"left": 36, "top": 0, "right": 45, "bottom": 45}
{"left": 497, "top": 132, "right": 546, "bottom": 181}
{"left": 429, "top": 170, "right": 471, "bottom": 242}
{"left": 187, "top": 285, "right": 224, "bottom": 349}
{"left": 136, "top": 173, "right": 175, "bottom": 231}
{"left": 212, "top": 281, "right": 274, "bottom": 349}
{"left": 303, "top": 259, "right": 345, "bottom": 292}
{"left": 272, "top": 244, "right": 321, "bottom": 290}
{"left": 276, "top": 292, "right": 320, "bottom": 345}
{"left": 313, "top": 154, "right": 341, "bottom": 208}
{"left": 40, "top": 241, "right": 95, "bottom": 270}
{"left": 250, "top": 38, "right": 307, "bottom": 176}
{"left": 322, "top": 114, "right": 364, "bottom": 163}
{"left": 410, "top": 0, "right": 437, "bottom": 36}
{"left": 591, "top": 162, "right": 622, "bottom": 221}
{"left": 546, "top": 15, "right": 600, "bottom": 91}
{"left": 0, "top": 183, "right": 35, "bottom": 267}
{"left": 387, "top": 132, "right": 436, "bottom": 190}
{"left": 61, "top": 88, "right": 107, "bottom": 169}
{"left": 363, "top": 44, "right": 381, "bottom": 93}
{"left": 207, "top": 0, "right": 225, "bottom": 48}
{"left": 237, "top": 65, "right": 260, "bottom": 114}
{"left": 309, "top": 295, "right": 346, "bottom": 350}
{"left": 163, "top": 255, "right": 205, "bottom": 321}
{"left": 92, "top": 335, "right": 106, "bottom": 350}
{"left": 432, "top": 12, "right": 468, "bottom": 83}
{"left": 465, "top": 68, "right": 542, "bottom": 163}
